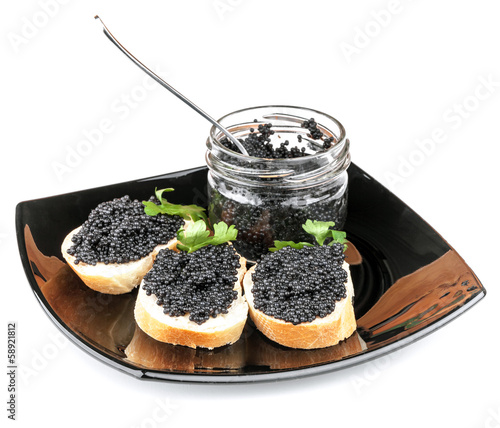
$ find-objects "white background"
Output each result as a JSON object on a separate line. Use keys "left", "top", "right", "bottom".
{"left": 2, "top": 1, "right": 499, "bottom": 427}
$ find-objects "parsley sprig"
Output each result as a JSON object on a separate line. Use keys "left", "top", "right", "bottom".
{"left": 176, "top": 220, "right": 238, "bottom": 253}
{"left": 142, "top": 188, "right": 207, "bottom": 222}
{"left": 143, "top": 188, "right": 237, "bottom": 253}
{"left": 269, "top": 220, "right": 347, "bottom": 252}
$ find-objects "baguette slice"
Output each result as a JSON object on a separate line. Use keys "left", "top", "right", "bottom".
{"left": 61, "top": 226, "right": 179, "bottom": 295}
{"left": 134, "top": 255, "right": 248, "bottom": 350}
{"left": 243, "top": 262, "right": 356, "bottom": 349}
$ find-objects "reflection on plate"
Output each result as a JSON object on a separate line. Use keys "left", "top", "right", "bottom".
{"left": 16, "top": 164, "right": 486, "bottom": 383}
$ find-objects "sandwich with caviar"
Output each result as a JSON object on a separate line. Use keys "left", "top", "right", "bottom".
{"left": 61, "top": 188, "right": 204, "bottom": 295}
{"left": 134, "top": 220, "right": 248, "bottom": 349}
{"left": 243, "top": 220, "right": 356, "bottom": 349}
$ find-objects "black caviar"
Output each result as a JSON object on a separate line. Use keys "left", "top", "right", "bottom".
{"left": 251, "top": 245, "right": 347, "bottom": 325}
{"left": 301, "top": 118, "right": 334, "bottom": 149}
{"left": 142, "top": 245, "right": 240, "bottom": 325}
{"left": 67, "top": 195, "right": 184, "bottom": 265}
{"left": 220, "top": 118, "right": 333, "bottom": 159}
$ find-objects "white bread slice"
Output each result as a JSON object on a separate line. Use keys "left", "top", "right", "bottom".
{"left": 61, "top": 225, "right": 181, "bottom": 295}
{"left": 134, "top": 255, "right": 248, "bottom": 350}
{"left": 243, "top": 261, "right": 356, "bottom": 349}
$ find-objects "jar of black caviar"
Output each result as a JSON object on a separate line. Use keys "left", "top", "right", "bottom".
{"left": 206, "top": 105, "right": 350, "bottom": 262}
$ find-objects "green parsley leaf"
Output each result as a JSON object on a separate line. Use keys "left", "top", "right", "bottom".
{"left": 176, "top": 220, "right": 211, "bottom": 253}
{"left": 269, "top": 219, "right": 347, "bottom": 252}
{"left": 268, "top": 241, "right": 314, "bottom": 252}
{"left": 176, "top": 220, "right": 238, "bottom": 253}
{"left": 303, "top": 219, "right": 347, "bottom": 249}
{"left": 302, "top": 219, "right": 337, "bottom": 246}
{"left": 142, "top": 188, "right": 207, "bottom": 222}
{"left": 210, "top": 222, "right": 238, "bottom": 246}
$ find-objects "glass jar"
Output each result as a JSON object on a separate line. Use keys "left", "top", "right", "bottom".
{"left": 206, "top": 105, "right": 350, "bottom": 262}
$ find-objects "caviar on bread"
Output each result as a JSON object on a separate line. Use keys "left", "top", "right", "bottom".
{"left": 134, "top": 220, "right": 248, "bottom": 349}
{"left": 61, "top": 188, "right": 204, "bottom": 295}
{"left": 242, "top": 220, "right": 356, "bottom": 349}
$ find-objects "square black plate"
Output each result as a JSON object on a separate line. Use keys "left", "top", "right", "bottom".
{"left": 15, "top": 163, "right": 486, "bottom": 383}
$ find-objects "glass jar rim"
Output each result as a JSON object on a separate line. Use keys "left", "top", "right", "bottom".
{"left": 208, "top": 104, "right": 347, "bottom": 164}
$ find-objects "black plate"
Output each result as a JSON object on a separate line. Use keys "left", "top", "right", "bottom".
{"left": 15, "top": 163, "right": 486, "bottom": 383}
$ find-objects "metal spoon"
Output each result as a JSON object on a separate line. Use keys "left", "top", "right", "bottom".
{"left": 94, "top": 15, "right": 249, "bottom": 156}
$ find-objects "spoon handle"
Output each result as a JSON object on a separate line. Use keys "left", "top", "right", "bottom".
{"left": 94, "top": 15, "right": 248, "bottom": 156}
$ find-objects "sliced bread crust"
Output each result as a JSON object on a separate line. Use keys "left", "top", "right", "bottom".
{"left": 61, "top": 226, "right": 178, "bottom": 295}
